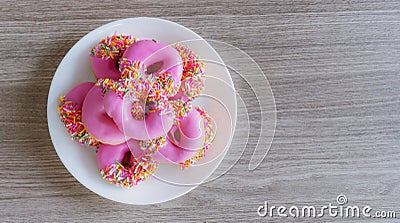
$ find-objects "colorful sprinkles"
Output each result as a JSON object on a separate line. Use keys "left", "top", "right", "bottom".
{"left": 196, "top": 106, "right": 215, "bottom": 146}
{"left": 97, "top": 59, "right": 178, "bottom": 118}
{"left": 130, "top": 101, "right": 146, "bottom": 120}
{"left": 57, "top": 96, "right": 99, "bottom": 147}
{"left": 91, "top": 34, "right": 137, "bottom": 60}
{"left": 119, "top": 59, "right": 145, "bottom": 79}
{"left": 173, "top": 43, "right": 205, "bottom": 99}
{"left": 140, "top": 135, "right": 167, "bottom": 156}
{"left": 174, "top": 43, "right": 205, "bottom": 80}
{"left": 100, "top": 158, "right": 158, "bottom": 188}
{"left": 180, "top": 75, "right": 205, "bottom": 99}
{"left": 169, "top": 98, "right": 193, "bottom": 120}
{"left": 153, "top": 71, "right": 179, "bottom": 97}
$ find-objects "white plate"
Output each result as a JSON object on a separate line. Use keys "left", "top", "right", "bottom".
{"left": 47, "top": 17, "right": 237, "bottom": 204}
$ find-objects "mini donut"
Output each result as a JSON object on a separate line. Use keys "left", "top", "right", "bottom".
{"left": 151, "top": 106, "right": 215, "bottom": 167}
{"left": 102, "top": 89, "right": 174, "bottom": 140}
{"left": 169, "top": 107, "right": 205, "bottom": 150}
{"left": 90, "top": 34, "right": 137, "bottom": 80}
{"left": 179, "top": 107, "right": 215, "bottom": 168}
{"left": 82, "top": 85, "right": 127, "bottom": 145}
{"left": 97, "top": 141, "right": 158, "bottom": 188}
{"left": 119, "top": 39, "right": 183, "bottom": 95}
{"left": 151, "top": 108, "right": 204, "bottom": 163}
{"left": 58, "top": 82, "right": 99, "bottom": 147}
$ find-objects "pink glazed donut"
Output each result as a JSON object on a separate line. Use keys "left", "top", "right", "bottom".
{"left": 102, "top": 89, "right": 174, "bottom": 140}
{"left": 58, "top": 82, "right": 99, "bottom": 147}
{"left": 151, "top": 107, "right": 215, "bottom": 166}
{"left": 90, "top": 34, "right": 136, "bottom": 80}
{"left": 82, "top": 85, "right": 127, "bottom": 145}
{"left": 97, "top": 141, "right": 158, "bottom": 188}
{"left": 119, "top": 39, "right": 183, "bottom": 94}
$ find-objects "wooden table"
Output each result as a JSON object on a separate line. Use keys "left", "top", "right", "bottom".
{"left": 1, "top": 1, "right": 399, "bottom": 222}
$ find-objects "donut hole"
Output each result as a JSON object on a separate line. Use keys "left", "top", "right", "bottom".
{"left": 146, "top": 61, "right": 164, "bottom": 75}
{"left": 174, "top": 130, "right": 181, "bottom": 142}
{"left": 168, "top": 129, "right": 181, "bottom": 144}
{"left": 115, "top": 60, "right": 120, "bottom": 70}
{"left": 121, "top": 151, "right": 132, "bottom": 167}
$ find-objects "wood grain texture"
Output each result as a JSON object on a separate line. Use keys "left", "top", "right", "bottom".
{"left": 1, "top": 0, "right": 400, "bottom": 222}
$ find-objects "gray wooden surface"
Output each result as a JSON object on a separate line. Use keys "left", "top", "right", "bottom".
{"left": 1, "top": 0, "right": 400, "bottom": 222}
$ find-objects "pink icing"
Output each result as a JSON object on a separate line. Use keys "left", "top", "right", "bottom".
{"left": 120, "top": 40, "right": 183, "bottom": 85}
{"left": 65, "top": 82, "right": 94, "bottom": 108}
{"left": 82, "top": 85, "right": 126, "bottom": 145}
{"left": 151, "top": 139, "right": 198, "bottom": 163}
{"left": 102, "top": 90, "right": 173, "bottom": 140}
{"left": 170, "top": 90, "right": 188, "bottom": 102}
{"left": 103, "top": 90, "right": 123, "bottom": 132}
{"left": 91, "top": 56, "right": 121, "bottom": 80}
{"left": 169, "top": 108, "right": 205, "bottom": 149}
{"left": 97, "top": 142, "right": 130, "bottom": 170}
{"left": 126, "top": 139, "right": 142, "bottom": 159}
{"left": 152, "top": 108, "right": 206, "bottom": 163}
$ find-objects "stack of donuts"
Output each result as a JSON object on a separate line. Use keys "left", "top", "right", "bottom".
{"left": 58, "top": 34, "right": 215, "bottom": 188}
